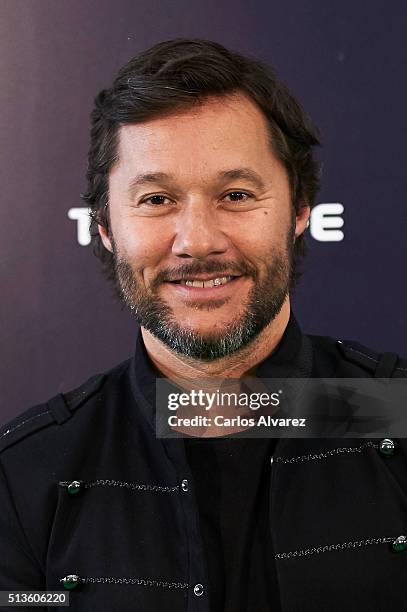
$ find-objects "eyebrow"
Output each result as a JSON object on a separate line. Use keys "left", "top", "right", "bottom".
{"left": 127, "top": 167, "right": 267, "bottom": 196}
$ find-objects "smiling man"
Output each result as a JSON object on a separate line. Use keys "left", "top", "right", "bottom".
{"left": 101, "top": 91, "right": 308, "bottom": 374}
{"left": 1, "top": 39, "right": 406, "bottom": 612}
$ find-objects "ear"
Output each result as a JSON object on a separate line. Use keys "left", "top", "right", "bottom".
{"left": 295, "top": 204, "right": 310, "bottom": 238}
{"left": 98, "top": 223, "right": 113, "bottom": 253}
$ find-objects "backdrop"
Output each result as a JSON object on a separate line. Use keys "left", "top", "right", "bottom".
{"left": 1, "top": 0, "right": 406, "bottom": 425}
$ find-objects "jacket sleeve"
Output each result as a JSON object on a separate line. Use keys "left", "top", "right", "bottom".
{"left": 0, "top": 458, "right": 46, "bottom": 610}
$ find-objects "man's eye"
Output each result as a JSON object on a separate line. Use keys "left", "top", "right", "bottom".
{"left": 223, "top": 191, "right": 252, "bottom": 202}
{"left": 141, "top": 195, "right": 172, "bottom": 206}
{"left": 139, "top": 191, "right": 253, "bottom": 207}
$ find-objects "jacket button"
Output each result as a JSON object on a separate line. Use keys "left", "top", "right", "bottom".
{"left": 392, "top": 535, "right": 407, "bottom": 553}
{"left": 67, "top": 480, "right": 83, "bottom": 495}
{"left": 378, "top": 438, "right": 396, "bottom": 456}
{"left": 193, "top": 583, "right": 204, "bottom": 596}
{"left": 181, "top": 479, "right": 189, "bottom": 492}
{"left": 61, "top": 574, "right": 81, "bottom": 590}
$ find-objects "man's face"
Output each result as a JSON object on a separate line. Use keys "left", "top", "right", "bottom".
{"left": 99, "top": 93, "right": 309, "bottom": 360}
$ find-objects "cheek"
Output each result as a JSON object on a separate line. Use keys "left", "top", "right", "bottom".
{"left": 227, "top": 211, "right": 288, "bottom": 255}
{"left": 116, "top": 221, "right": 172, "bottom": 271}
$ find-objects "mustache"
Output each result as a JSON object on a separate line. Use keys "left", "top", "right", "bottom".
{"left": 152, "top": 259, "right": 257, "bottom": 288}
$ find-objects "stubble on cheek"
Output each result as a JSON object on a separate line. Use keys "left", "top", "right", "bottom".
{"left": 105, "top": 211, "right": 296, "bottom": 361}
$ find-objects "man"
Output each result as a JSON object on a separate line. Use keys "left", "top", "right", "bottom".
{"left": 0, "top": 39, "right": 406, "bottom": 612}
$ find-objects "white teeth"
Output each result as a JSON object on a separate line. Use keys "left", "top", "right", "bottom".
{"left": 180, "top": 276, "right": 233, "bottom": 288}
{"left": 209, "top": 276, "right": 230, "bottom": 287}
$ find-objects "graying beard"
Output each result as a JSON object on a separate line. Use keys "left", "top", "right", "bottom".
{"left": 113, "top": 230, "right": 292, "bottom": 361}
{"left": 156, "top": 310, "right": 257, "bottom": 360}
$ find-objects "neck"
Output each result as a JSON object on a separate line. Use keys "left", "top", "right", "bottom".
{"left": 141, "top": 298, "right": 291, "bottom": 383}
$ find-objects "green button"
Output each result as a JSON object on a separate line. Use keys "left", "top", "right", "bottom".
{"left": 392, "top": 536, "right": 407, "bottom": 553}
{"left": 61, "top": 574, "right": 80, "bottom": 590}
{"left": 67, "top": 480, "right": 83, "bottom": 495}
{"left": 379, "top": 439, "right": 396, "bottom": 456}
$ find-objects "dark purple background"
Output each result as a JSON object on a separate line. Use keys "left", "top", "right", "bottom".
{"left": 1, "top": 0, "right": 406, "bottom": 425}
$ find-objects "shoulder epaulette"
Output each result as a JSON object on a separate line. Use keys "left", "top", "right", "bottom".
{"left": 337, "top": 340, "right": 407, "bottom": 377}
{"left": 0, "top": 403, "right": 54, "bottom": 453}
{"left": 62, "top": 372, "right": 107, "bottom": 413}
{"left": 0, "top": 373, "right": 107, "bottom": 454}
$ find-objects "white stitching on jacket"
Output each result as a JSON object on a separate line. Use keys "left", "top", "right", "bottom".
{"left": 273, "top": 441, "right": 378, "bottom": 464}
{"left": 59, "top": 479, "right": 180, "bottom": 492}
{"left": 81, "top": 576, "right": 189, "bottom": 588}
{"left": 275, "top": 536, "right": 395, "bottom": 559}
{"left": 0, "top": 411, "right": 50, "bottom": 439}
{"left": 345, "top": 346, "right": 407, "bottom": 371}
{"left": 87, "top": 479, "right": 180, "bottom": 492}
{"left": 345, "top": 347, "right": 378, "bottom": 363}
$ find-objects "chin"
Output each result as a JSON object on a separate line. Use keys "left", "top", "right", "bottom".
{"left": 179, "top": 319, "right": 235, "bottom": 335}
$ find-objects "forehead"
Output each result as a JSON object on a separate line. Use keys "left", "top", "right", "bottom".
{"left": 115, "top": 93, "right": 275, "bottom": 176}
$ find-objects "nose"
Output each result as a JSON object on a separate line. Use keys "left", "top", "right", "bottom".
{"left": 171, "top": 201, "right": 230, "bottom": 259}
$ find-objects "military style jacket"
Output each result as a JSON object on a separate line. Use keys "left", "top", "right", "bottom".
{"left": 1, "top": 318, "right": 406, "bottom": 611}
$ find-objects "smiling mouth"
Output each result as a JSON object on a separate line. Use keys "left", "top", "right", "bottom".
{"left": 171, "top": 275, "right": 237, "bottom": 288}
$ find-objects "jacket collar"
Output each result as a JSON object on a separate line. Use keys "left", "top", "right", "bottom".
{"left": 128, "top": 312, "right": 313, "bottom": 433}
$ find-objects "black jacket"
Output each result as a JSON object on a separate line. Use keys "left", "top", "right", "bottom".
{"left": 1, "top": 318, "right": 406, "bottom": 611}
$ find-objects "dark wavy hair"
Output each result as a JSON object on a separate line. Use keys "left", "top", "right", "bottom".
{"left": 83, "top": 38, "right": 320, "bottom": 285}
